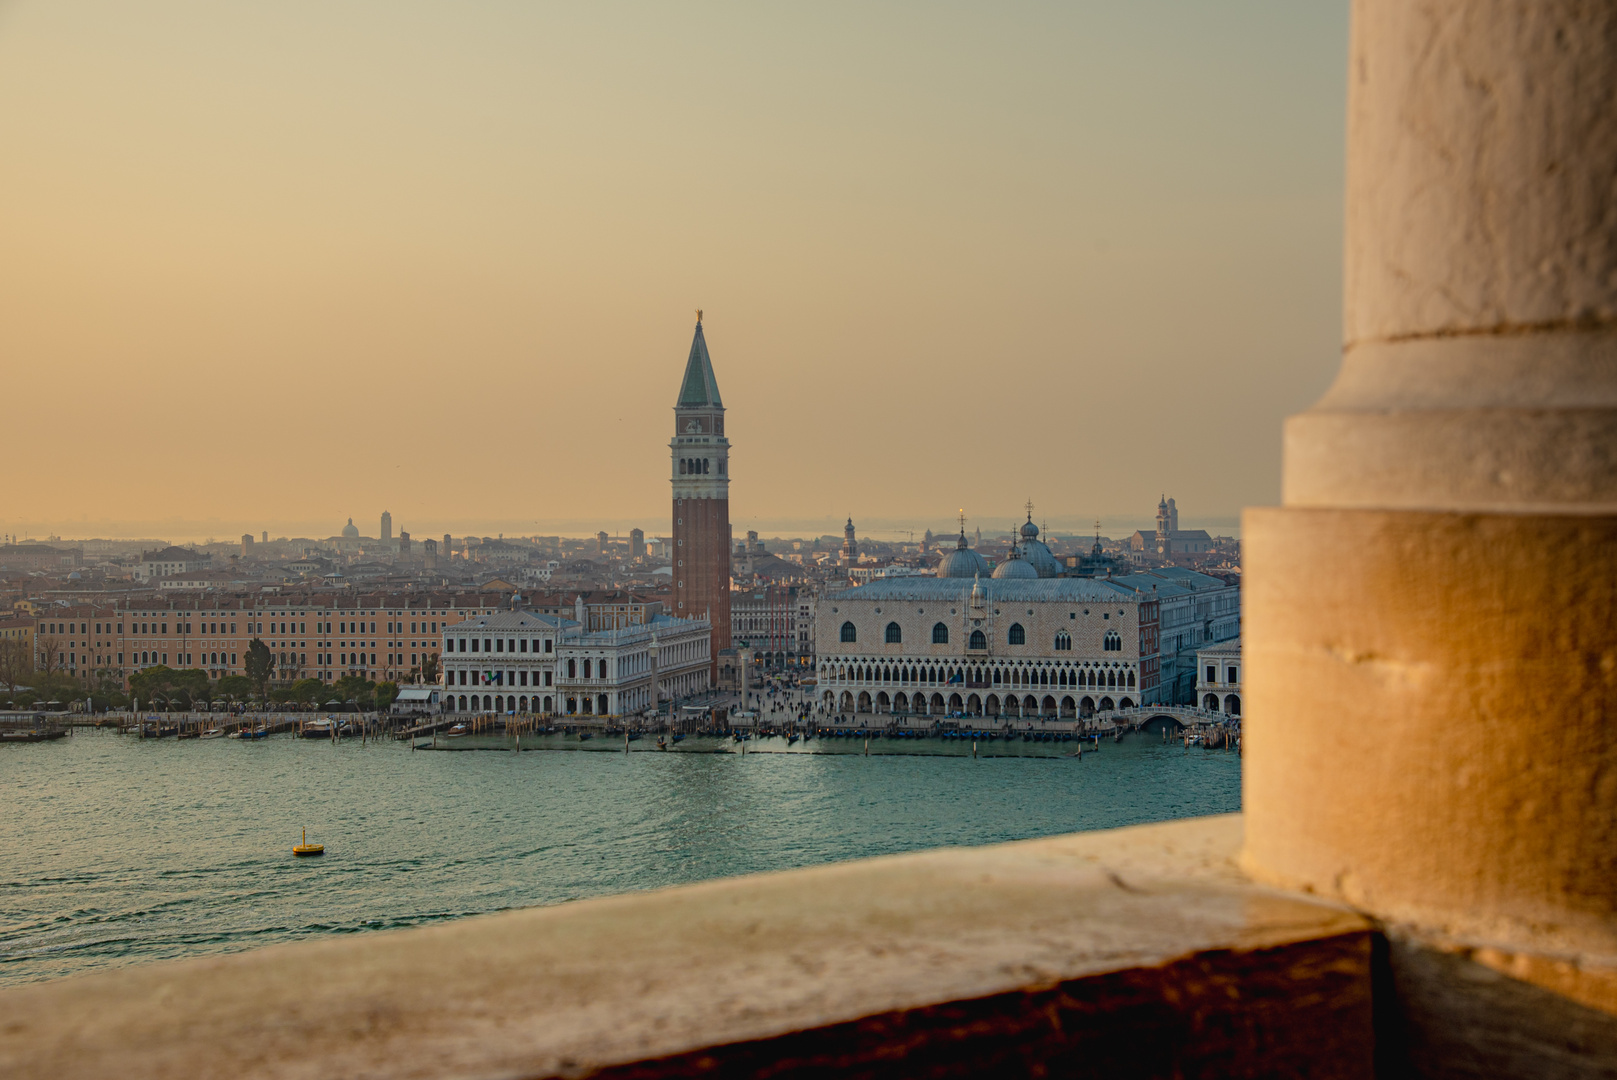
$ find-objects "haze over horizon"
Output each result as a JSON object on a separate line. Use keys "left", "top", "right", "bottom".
{"left": 2, "top": 2, "right": 1348, "bottom": 542}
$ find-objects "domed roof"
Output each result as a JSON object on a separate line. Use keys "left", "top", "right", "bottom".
{"left": 1020, "top": 517, "right": 1040, "bottom": 540}
{"left": 342, "top": 517, "right": 359, "bottom": 539}
{"left": 936, "top": 527, "right": 989, "bottom": 578}
{"left": 937, "top": 545, "right": 990, "bottom": 579}
{"left": 1022, "top": 539, "right": 1062, "bottom": 578}
{"left": 992, "top": 547, "right": 1039, "bottom": 579}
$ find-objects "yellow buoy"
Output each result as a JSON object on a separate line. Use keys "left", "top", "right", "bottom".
{"left": 293, "top": 828, "right": 324, "bottom": 857}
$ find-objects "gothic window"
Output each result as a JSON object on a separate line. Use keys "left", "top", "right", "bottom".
{"left": 1104, "top": 630, "right": 1122, "bottom": 651}
{"left": 1128, "top": 671, "right": 1136, "bottom": 688}
{"left": 718, "top": 460, "right": 725, "bottom": 474}
{"left": 885, "top": 622, "right": 902, "bottom": 644}
{"left": 969, "top": 629, "right": 987, "bottom": 650}
{"left": 932, "top": 622, "right": 948, "bottom": 644}
{"left": 840, "top": 621, "right": 857, "bottom": 643}
{"left": 1008, "top": 623, "right": 1025, "bottom": 645}
{"left": 1054, "top": 631, "right": 1072, "bottom": 651}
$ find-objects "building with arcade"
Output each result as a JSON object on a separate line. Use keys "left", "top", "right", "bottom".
{"left": 814, "top": 574, "right": 1162, "bottom": 720}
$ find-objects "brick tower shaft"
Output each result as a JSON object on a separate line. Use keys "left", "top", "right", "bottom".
{"left": 670, "top": 316, "right": 730, "bottom": 680}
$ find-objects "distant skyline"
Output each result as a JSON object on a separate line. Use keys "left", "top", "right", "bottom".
{"left": 2, "top": 3, "right": 1347, "bottom": 539}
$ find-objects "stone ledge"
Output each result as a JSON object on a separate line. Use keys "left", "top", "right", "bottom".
{"left": 0, "top": 815, "right": 1374, "bottom": 1079}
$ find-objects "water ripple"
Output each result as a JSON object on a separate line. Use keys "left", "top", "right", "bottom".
{"left": 1, "top": 730, "right": 1239, "bottom": 986}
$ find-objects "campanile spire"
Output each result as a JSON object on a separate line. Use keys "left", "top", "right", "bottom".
{"left": 670, "top": 315, "right": 731, "bottom": 675}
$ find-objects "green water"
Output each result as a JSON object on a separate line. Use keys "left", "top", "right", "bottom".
{"left": 1, "top": 728, "right": 1239, "bottom": 986}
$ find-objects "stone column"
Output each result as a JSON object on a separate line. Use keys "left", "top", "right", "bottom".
{"left": 1243, "top": 1, "right": 1617, "bottom": 1071}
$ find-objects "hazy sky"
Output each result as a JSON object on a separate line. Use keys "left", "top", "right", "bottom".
{"left": 1, "top": 2, "right": 1348, "bottom": 542}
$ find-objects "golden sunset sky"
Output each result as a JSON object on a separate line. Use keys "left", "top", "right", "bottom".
{"left": 1, "top": 2, "right": 1347, "bottom": 542}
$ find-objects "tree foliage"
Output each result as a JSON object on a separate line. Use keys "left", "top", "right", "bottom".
{"left": 373, "top": 681, "right": 399, "bottom": 711}
{"left": 244, "top": 638, "right": 274, "bottom": 700}
{"left": 419, "top": 652, "right": 440, "bottom": 685}
{"left": 333, "top": 674, "right": 373, "bottom": 709}
{"left": 129, "top": 666, "right": 210, "bottom": 707}
{"left": 215, "top": 675, "right": 253, "bottom": 702}
{"left": 289, "top": 678, "right": 325, "bottom": 705}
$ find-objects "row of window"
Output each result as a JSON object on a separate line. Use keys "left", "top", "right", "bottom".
{"left": 451, "top": 637, "right": 554, "bottom": 654}
{"left": 677, "top": 457, "right": 725, "bottom": 475}
{"left": 847, "top": 621, "right": 1124, "bottom": 652}
{"left": 452, "top": 669, "right": 555, "bottom": 687}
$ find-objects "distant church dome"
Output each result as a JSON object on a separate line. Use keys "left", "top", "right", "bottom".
{"left": 936, "top": 528, "right": 990, "bottom": 578}
{"left": 1015, "top": 509, "right": 1061, "bottom": 577}
{"left": 342, "top": 517, "right": 359, "bottom": 539}
{"left": 992, "top": 547, "right": 1039, "bottom": 579}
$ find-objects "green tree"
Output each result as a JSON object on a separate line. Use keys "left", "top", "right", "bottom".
{"left": 373, "top": 681, "right": 399, "bottom": 712}
{"left": 333, "top": 674, "right": 373, "bottom": 709}
{"left": 244, "top": 638, "right": 275, "bottom": 701}
{"left": 26, "top": 669, "right": 85, "bottom": 706}
{"left": 215, "top": 674, "right": 253, "bottom": 703}
{"left": 419, "top": 652, "right": 440, "bottom": 685}
{"left": 289, "top": 678, "right": 325, "bottom": 706}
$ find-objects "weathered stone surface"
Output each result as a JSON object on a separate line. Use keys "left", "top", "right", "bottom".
{"left": 1345, "top": 0, "right": 1617, "bottom": 343}
{"left": 1242, "top": 508, "right": 1617, "bottom": 968}
{"left": 1286, "top": 0, "right": 1617, "bottom": 513}
{"left": 0, "top": 816, "right": 1374, "bottom": 1080}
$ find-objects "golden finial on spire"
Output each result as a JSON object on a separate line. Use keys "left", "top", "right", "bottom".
{"left": 696, "top": 308, "right": 703, "bottom": 323}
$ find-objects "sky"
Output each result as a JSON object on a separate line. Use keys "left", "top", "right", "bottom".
{"left": 0, "top": 2, "right": 1349, "bottom": 543}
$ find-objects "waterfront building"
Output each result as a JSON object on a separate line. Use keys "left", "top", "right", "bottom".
{"left": 815, "top": 575, "right": 1162, "bottom": 719}
{"left": 1106, "top": 567, "right": 1240, "bottom": 703}
{"left": 670, "top": 314, "right": 731, "bottom": 673}
{"left": 439, "top": 605, "right": 710, "bottom": 716}
{"left": 1195, "top": 637, "right": 1241, "bottom": 715}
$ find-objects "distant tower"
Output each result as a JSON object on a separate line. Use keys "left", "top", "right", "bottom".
{"left": 380, "top": 511, "right": 392, "bottom": 543}
{"left": 443, "top": 534, "right": 453, "bottom": 559}
{"left": 670, "top": 312, "right": 731, "bottom": 675}
{"left": 1155, "top": 495, "right": 1171, "bottom": 555}
{"left": 241, "top": 533, "right": 254, "bottom": 556}
{"left": 596, "top": 530, "right": 609, "bottom": 555}
{"left": 261, "top": 530, "right": 268, "bottom": 544}
{"left": 629, "top": 528, "right": 646, "bottom": 561}
{"left": 840, "top": 518, "right": 859, "bottom": 566}
{"left": 423, "top": 537, "right": 438, "bottom": 569}
{"left": 398, "top": 530, "right": 411, "bottom": 555}
{"left": 1167, "top": 497, "right": 1179, "bottom": 533}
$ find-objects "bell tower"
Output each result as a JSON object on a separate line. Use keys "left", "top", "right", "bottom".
{"left": 670, "top": 313, "right": 731, "bottom": 677}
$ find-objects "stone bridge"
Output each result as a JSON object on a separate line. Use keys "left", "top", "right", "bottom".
{"left": 1109, "top": 705, "right": 1233, "bottom": 732}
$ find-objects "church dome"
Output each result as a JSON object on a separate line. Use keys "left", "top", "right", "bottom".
{"left": 342, "top": 517, "right": 359, "bottom": 539}
{"left": 1022, "top": 539, "right": 1062, "bottom": 578}
{"left": 937, "top": 546, "right": 990, "bottom": 578}
{"left": 992, "top": 550, "right": 1039, "bottom": 579}
{"left": 1020, "top": 518, "right": 1040, "bottom": 540}
{"left": 936, "top": 528, "right": 990, "bottom": 578}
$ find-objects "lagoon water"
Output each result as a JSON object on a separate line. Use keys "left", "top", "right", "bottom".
{"left": 2, "top": 729, "right": 1239, "bottom": 986}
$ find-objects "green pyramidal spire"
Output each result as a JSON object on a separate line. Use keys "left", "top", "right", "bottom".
{"left": 677, "top": 318, "right": 723, "bottom": 408}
